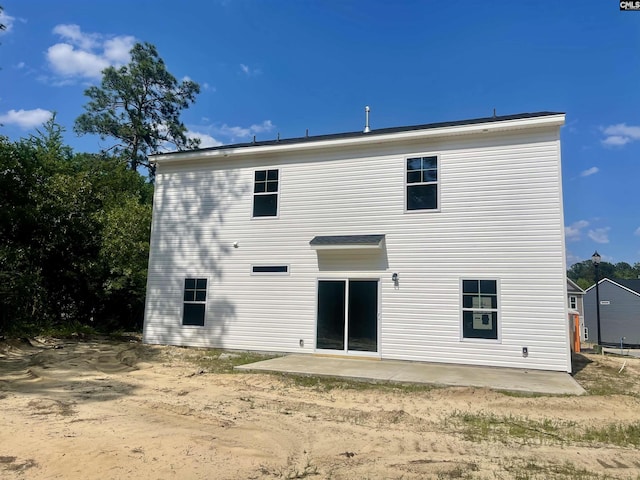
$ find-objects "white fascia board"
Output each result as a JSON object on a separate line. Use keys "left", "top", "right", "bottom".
{"left": 151, "top": 114, "right": 566, "bottom": 164}
{"left": 310, "top": 243, "right": 383, "bottom": 251}
{"left": 600, "top": 279, "right": 640, "bottom": 297}
{"left": 567, "top": 278, "right": 585, "bottom": 294}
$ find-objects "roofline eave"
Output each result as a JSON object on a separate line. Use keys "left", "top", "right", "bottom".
{"left": 151, "top": 113, "right": 565, "bottom": 164}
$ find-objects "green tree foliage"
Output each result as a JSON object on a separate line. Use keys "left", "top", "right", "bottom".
{"left": 74, "top": 42, "right": 200, "bottom": 174}
{"left": 568, "top": 259, "right": 640, "bottom": 291}
{"left": 0, "top": 119, "right": 152, "bottom": 335}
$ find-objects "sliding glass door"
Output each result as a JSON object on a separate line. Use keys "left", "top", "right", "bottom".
{"left": 316, "top": 279, "right": 378, "bottom": 353}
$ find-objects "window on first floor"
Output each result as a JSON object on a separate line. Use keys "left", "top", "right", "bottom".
{"left": 569, "top": 295, "right": 577, "bottom": 310}
{"left": 462, "top": 279, "right": 498, "bottom": 340}
{"left": 183, "top": 278, "right": 207, "bottom": 326}
{"left": 406, "top": 155, "right": 438, "bottom": 211}
{"left": 253, "top": 169, "right": 279, "bottom": 217}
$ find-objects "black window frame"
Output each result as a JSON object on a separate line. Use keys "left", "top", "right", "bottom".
{"left": 252, "top": 169, "right": 279, "bottom": 218}
{"left": 251, "top": 265, "right": 290, "bottom": 275}
{"left": 183, "top": 277, "right": 207, "bottom": 326}
{"left": 461, "top": 279, "right": 499, "bottom": 340}
{"left": 406, "top": 155, "right": 439, "bottom": 211}
{"left": 569, "top": 295, "right": 577, "bottom": 310}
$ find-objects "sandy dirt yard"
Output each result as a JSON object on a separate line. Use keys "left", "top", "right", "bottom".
{"left": 1, "top": 337, "right": 640, "bottom": 480}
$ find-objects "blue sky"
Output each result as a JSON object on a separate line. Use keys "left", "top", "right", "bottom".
{"left": 1, "top": 1, "right": 638, "bottom": 266}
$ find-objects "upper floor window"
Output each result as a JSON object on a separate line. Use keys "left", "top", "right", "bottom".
{"left": 406, "top": 156, "right": 438, "bottom": 211}
{"left": 253, "top": 169, "right": 279, "bottom": 217}
{"left": 569, "top": 296, "right": 577, "bottom": 310}
{"left": 462, "top": 279, "right": 498, "bottom": 340}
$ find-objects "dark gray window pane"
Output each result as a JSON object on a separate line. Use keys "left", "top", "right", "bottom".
{"left": 463, "top": 311, "right": 497, "bottom": 339}
{"left": 407, "top": 184, "right": 437, "bottom": 210}
{"left": 266, "top": 181, "right": 278, "bottom": 192}
{"left": 267, "top": 170, "right": 278, "bottom": 180}
{"left": 196, "top": 278, "right": 207, "bottom": 289}
{"left": 463, "top": 280, "right": 478, "bottom": 294}
{"left": 422, "top": 156, "right": 437, "bottom": 169}
{"left": 255, "top": 170, "right": 266, "bottom": 181}
{"left": 254, "top": 182, "right": 266, "bottom": 193}
{"left": 253, "top": 265, "right": 288, "bottom": 273}
{"left": 253, "top": 194, "right": 278, "bottom": 217}
{"left": 183, "top": 303, "right": 205, "bottom": 326}
{"left": 462, "top": 294, "right": 473, "bottom": 309}
{"left": 407, "top": 171, "right": 421, "bottom": 183}
{"left": 481, "top": 295, "right": 497, "bottom": 309}
{"left": 317, "top": 281, "right": 345, "bottom": 350}
{"left": 347, "top": 280, "right": 378, "bottom": 352}
{"left": 195, "top": 291, "right": 206, "bottom": 302}
{"left": 184, "top": 290, "right": 195, "bottom": 302}
{"left": 423, "top": 170, "right": 437, "bottom": 182}
{"left": 480, "top": 280, "right": 497, "bottom": 294}
{"left": 407, "top": 158, "right": 422, "bottom": 170}
{"left": 185, "top": 278, "right": 196, "bottom": 289}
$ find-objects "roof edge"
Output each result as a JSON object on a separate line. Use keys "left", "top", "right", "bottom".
{"left": 584, "top": 278, "right": 640, "bottom": 296}
{"left": 152, "top": 111, "right": 565, "bottom": 163}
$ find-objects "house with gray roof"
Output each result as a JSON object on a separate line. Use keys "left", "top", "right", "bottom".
{"left": 584, "top": 278, "right": 640, "bottom": 346}
{"left": 143, "top": 111, "right": 572, "bottom": 372}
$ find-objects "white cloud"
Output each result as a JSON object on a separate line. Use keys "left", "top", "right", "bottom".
{"left": 602, "top": 135, "right": 630, "bottom": 146}
{"left": 187, "top": 130, "right": 222, "bottom": 148}
{"left": 580, "top": 167, "right": 599, "bottom": 177}
{"left": 565, "top": 249, "right": 582, "bottom": 267}
{"left": 601, "top": 123, "right": 640, "bottom": 147}
{"left": 47, "top": 24, "right": 136, "bottom": 81}
{"left": 0, "top": 108, "right": 53, "bottom": 129}
{"left": 103, "top": 35, "right": 136, "bottom": 63}
{"left": 211, "top": 120, "right": 274, "bottom": 140}
{"left": 52, "top": 24, "right": 99, "bottom": 50}
{"left": 565, "top": 220, "right": 589, "bottom": 242}
{"left": 240, "top": 63, "right": 261, "bottom": 77}
{"left": 587, "top": 227, "right": 610, "bottom": 244}
{"left": 0, "top": 9, "right": 15, "bottom": 35}
{"left": 634, "top": 227, "right": 640, "bottom": 237}
{"left": 47, "top": 43, "right": 110, "bottom": 78}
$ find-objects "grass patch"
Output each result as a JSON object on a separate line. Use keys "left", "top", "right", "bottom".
{"left": 572, "top": 353, "right": 640, "bottom": 397}
{"left": 449, "top": 411, "right": 572, "bottom": 445}
{"left": 40, "top": 322, "right": 99, "bottom": 338}
{"left": 581, "top": 422, "right": 640, "bottom": 447}
{"left": 183, "top": 349, "right": 280, "bottom": 374}
{"left": 282, "top": 373, "right": 439, "bottom": 393}
{"left": 449, "top": 411, "right": 640, "bottom": 449}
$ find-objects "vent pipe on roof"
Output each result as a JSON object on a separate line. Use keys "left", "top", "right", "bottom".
{"left": 363, "top": 105, "right": 371, "bottom": 133}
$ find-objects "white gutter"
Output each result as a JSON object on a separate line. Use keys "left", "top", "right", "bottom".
{"left": 152, "top": 114, "right": 565, "bottom": 164}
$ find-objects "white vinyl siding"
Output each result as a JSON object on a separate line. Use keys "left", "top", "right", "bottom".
{"left": 143, "top": 121, "right": 570, "bottom": 372}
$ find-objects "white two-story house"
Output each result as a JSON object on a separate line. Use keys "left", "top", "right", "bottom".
{"left": 143, "top": 111, "right": 571, "bottom": 372}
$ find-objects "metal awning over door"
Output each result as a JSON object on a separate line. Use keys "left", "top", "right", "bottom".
{"left": 309, "top": 234, "right": 385, "bottom": 250}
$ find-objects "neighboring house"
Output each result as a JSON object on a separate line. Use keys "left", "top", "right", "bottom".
{"left": 584, "top": 278, "right": 640, "bottom": 346}
{"left": 143, "top": 111, "right": 571, "bottom": 373}
{"left": 567, "top": 278, "right": 586, "bottom": 341}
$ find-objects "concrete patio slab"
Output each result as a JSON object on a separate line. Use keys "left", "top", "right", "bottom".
{"left": 235, "top": 355, "right": 586, "bottom": 395}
